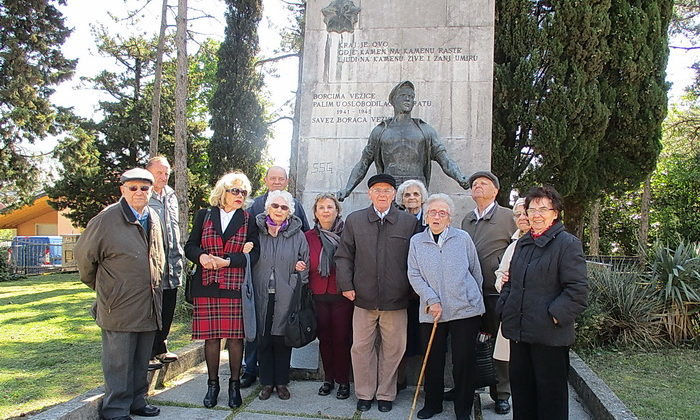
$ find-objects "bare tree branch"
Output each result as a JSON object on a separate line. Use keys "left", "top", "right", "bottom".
{"left": 255, "top": 53, "right": 299, "bottom": 66}
{"left": 267, "top": 116, "right": 293, "bottom": 125}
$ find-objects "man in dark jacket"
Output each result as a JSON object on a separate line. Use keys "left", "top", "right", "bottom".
{"left": 460, "top": 170, "right": 516, "bottom": 414}
{"left": 335, "top": 174, "right": 418, "bottom": 413}
{"left": 75, "top": 168, "right": 165, "bottom": 420}
{"left": 240, "top": 165, "right": 309, "bottom": 388}
{"left": 147, "top": 156, "right": 184, "bottom": 370}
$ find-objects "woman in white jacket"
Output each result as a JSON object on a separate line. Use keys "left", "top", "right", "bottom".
{"left": 493, "top": 198, "right": 529, "bottom": 361}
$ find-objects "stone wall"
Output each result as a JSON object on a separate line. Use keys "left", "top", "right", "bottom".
{"left": 293, "top": 0, "right": 495, "bottom": 221}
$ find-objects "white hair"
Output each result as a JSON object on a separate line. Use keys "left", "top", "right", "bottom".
{"left": 513, "top": 197, "right": 526, "bottom": 214}
{"left": 395, "top": 179, "right": 429, "bottom": 206}
{"left": 422, "top": 193, "right": 455, "bottom": 224}
{"left": 264, "top": 190, "right": 295, "bottom": 215}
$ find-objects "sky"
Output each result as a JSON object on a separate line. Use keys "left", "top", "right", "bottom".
{"left": 44, "top": 0, "right": 700, "bottom": 170}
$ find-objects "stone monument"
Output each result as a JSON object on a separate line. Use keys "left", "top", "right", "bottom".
{"left": 292, "top": 0, "right": 495, "bottom": 220}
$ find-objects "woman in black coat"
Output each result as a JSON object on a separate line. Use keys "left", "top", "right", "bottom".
{"left": 497, "top": 185, "right": 588, "bottom": 420}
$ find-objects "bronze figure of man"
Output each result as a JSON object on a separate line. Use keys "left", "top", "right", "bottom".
{"left": 337, "top": 81, "right": 470, "bottom": 201}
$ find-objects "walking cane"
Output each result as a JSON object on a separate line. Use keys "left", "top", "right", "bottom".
{"left": 408, "top": 318, "right": 439, "bottom": 420}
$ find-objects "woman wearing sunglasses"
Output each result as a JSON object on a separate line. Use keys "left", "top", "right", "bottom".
{"left": 185, "top": 172, "right": 259, "bottom": 409}
{"left": 252, "top": 189, "right": 309, "bottom": 401}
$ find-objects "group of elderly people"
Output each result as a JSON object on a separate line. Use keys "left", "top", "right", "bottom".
{"left": 182, "top": 168, "right": 587, "bottom": 420}
{"left": 78, "top": 163, "right": 586, "bottom": 420}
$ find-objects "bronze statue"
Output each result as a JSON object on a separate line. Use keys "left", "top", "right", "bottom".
{"left": 337, "top": 81, "right": 470, "bottom": 201}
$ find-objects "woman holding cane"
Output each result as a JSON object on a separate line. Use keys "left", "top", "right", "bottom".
{"left": 407, "top": 194, "right": 485, "bottom": 420}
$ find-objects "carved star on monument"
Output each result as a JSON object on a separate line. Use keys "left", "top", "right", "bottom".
{"left": 321, "top": 0, "right": 361, "bottom": 34}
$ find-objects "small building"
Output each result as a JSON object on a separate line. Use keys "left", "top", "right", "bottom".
{"left": 0, "top": 194, "right": 81, "bottom": 236}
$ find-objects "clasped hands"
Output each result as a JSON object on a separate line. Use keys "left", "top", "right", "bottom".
{"left": 199, "top": 242, "right": 254, "bottom": 270}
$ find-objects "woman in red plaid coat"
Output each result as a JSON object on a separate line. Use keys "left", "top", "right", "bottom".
{"left": 185, "top": 172, "right": 260, "bottom": 409}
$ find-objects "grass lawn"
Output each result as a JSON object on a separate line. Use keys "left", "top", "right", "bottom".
{"left": 0, "top": 272, "right": 193, "bottom": 419}
{"left": 579, "top": 348, "right": 700, "bottom": 420}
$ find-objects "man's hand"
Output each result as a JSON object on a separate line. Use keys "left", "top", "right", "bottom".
{"left": 242, "top": 242, "right": 254, "bottom": 254}
{"left": 427, "top": 302, "right": 442, "bottom": 321}
{"left": 342, "top": 290, "right": 356, "bottom": 301}
{"left": 295, "top": 260, "right": 307, "bottom": 271}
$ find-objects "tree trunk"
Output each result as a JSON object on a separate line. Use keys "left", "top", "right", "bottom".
{"left": 638, "top": 174, "right": 652, "bottom": 256}
{"left": 563, "top": 199, "right": 585, "bottom": 240}
{"left": 149, "top": 0, "right": 169, "bottom": 158}
{"left": 174, "top": 0, "right": 189, "bottom": 242}
{"left": 588, "top": 198, "right": 601, "bottom": 256}
{"left": 288, "top": 5, "right": 306, "bottom": 197}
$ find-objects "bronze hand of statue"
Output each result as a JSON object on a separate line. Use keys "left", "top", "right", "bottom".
{"left": 336, "top": 188, "right": 350, "bottom": 202}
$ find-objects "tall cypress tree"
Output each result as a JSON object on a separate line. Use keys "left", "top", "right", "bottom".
{"left": 492, "top": 0, "right": 671, "bottom": 236}
{"left": 208, "top": 0, "right": 268, "bottom": 191}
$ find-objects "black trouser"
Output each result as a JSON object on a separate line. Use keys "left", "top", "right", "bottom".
{"left": 152, "top": 287, "right": 178, "bottom": 357}
{"left": 483, "top": 294, "right": 510, "bottom": 400}
{"left": 421, "top": 316, "right": 481, "bottom": 418}
{"left": 509, "top": 341, "right": 569, "bottom": 420}
{"left": 258, "top": 293, "right": 292, "bottom": 386}
{"left": 101, "top": 329, "right": 155, "bottom": 419}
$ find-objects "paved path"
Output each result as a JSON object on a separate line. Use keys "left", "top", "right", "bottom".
{"left": 143, "top": 350, "right": 591, "bottom": 420}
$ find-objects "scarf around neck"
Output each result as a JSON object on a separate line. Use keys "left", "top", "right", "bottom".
{"left": 316, "top": 217, "right": 344, "bottom": 277}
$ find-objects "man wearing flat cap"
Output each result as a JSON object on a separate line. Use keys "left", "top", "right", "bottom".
{"left": 337, "top": 80, "right": 470, "bottom": 201}
{"left": 75, "top": 168, "right": 165, "bottom": 420}
{"left": 459, "top": 170, "right": 516, "bottom": 415}
{"left": 335, "top": 174, "right": 419, "bottom": 413}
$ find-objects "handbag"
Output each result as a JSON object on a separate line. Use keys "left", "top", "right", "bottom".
{"left": 284, "top": 274, "right": 317, "bottom": 348}
{"left": 184, "top": 262, "right": 195, "bottom": 304}
{"left": 474, "top": 331, "right": 498, "bottom": 388}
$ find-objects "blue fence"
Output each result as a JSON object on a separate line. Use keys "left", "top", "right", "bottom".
{"left": 8, "top": 236, "right": 63, "bottom": 275}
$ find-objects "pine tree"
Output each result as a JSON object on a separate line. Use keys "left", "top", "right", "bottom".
{"left": 0, "top": 0, "right": 76, "bottom": 201}
{"left": 208, "top": 0, "right": 268, "bottom": 192}
{"left": 48, "top": 33, "right": 213, "bottom": 227}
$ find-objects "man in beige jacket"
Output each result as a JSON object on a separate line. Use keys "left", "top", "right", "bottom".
{"left": 75, "top": 168, "right": 165, "bottom": 420}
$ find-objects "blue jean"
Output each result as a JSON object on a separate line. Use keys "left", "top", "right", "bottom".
{"left": 243, "top": 338, "right": 258, "bottom": 376}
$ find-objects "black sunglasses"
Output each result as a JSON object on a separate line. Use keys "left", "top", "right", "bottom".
{"left": 127, "top": 186, "right": 151, "bottom": 192}
{"left": 270, "top": 203, "right": 289, "bottom": 211}
{"left": 226, "top": 187, "right": 248, "bottom": 197}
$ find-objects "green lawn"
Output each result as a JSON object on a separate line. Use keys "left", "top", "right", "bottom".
{"left": 0, "top": 273, "right": 193, "bottom": 419}
{"left": 580, "top": 348, "right": 700, "bottom": 420}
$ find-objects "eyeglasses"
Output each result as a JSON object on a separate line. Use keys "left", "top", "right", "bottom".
{"left": 371, "top": 188, "right": 395, "bottom": 195}
{"left": 270, "top": 203, "right": 290, "bottom": 211}
{"left": 403, "top": 191, "right": 421, "bottom": 198}
{"left": 427, "top": 209, "right": 450, "bottom": 218}
{"left": 526, "top": 207, "right": 554, "bottom": 216}
{"left": 226, "top": 188, "right": 248, "bottom": 197}
{"left": 127, "top": 186, "right": 151, "bottom": 192}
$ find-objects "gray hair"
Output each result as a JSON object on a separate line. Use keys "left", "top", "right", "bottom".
{"left": 422, "top": 193, "right": 455, "bottom": 224}
{"left": 396, "top": 179, "right": 429, "bottom": 207}
{"left": 264, "top": 190, "right": 295, "bottom": 216}
{"left": 513, "top": 197, "right": 526, "bottom": 214}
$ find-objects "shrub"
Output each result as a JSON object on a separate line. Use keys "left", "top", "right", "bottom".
{"left": 576, "top": 262, "right": 665, "bottom": 349}
{"left": 0, "top": 245, "right": 24, "bottom": 282}
{"left": 645, "top": 240, "right": 700, "bottom": 344}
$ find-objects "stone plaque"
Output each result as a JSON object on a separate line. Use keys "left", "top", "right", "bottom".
{"left": 292, "top": 0, "right": 495, "bottom": 222}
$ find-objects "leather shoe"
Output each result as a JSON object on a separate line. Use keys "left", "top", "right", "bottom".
{"left": 495, "top": 399, "right": 511, "bottom": 414}
{"left": 240, "top": 373, "right": 256, "bottom": 388}
{"left": 259, "top": 385, "right": 273, "bottom": 400}
{"left": 417, "top": 406, "right": 442, "bottom": 419}
{"left": 318, "top": 381, "right": 334, "bottom": 396}
{"left": 443, "top": 388, "right": 455, "bottom": 401}
{"left": 155, "top": 352, "right": 178, "bottom": 363}
{"left": 356, "top": 399, "right": 372, "bottom": 411}
{"left": 105, "top": 416, "right": 132, "bottom": 420}
{"left": 130, "top": 404, "right": 160, "bottom": 417}
{"left": 147, "top": 359, "right": 163, "bottom": 371}
{"left": 203, "top": 379, "right": 220, "bottom": 408}
{"left": 276, "top": 385, "right": 291, "bottom": 400}
{"left": 377, "top": 400, "right": 392, "bottom": 412}
{"left": 336, "top": 383, "right": 350, "bottom": 400}
{"left": 228, "top": 379, "right": 242, "bottom": 408}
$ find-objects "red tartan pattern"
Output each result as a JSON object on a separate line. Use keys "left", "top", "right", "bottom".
{"left": 200, "top": 211, "right": 248, "bottom": 289}
{"left": 192, "top": 296, "right": 244, "bottom": 339}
